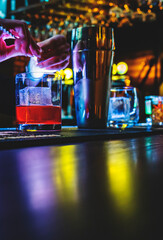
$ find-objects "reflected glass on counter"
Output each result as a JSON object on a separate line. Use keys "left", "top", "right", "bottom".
{"left": 145, "top": 95, "right": 163, "bottom": 126}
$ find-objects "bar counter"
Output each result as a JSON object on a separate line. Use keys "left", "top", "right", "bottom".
{"left": 1, "top": 126, "right": 163, "bottom": 240}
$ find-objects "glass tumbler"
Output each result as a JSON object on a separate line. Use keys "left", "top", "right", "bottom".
{"left": 15, "top": 72, "right": 62, "bottom": 130}
{"left": 126, "top": 87, "right": 139, "bottom": 126}
{"left": 108, "top": 86, "right": 139, "bottom": 127}
{"left": 145, "top": 95, "right": 163, "bottom": 126}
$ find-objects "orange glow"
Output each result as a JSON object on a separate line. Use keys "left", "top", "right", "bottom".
{"left": 93, "top": 8, "right": 99, "bottom": 12}
{"left": 49, "top": 9, "right": 54, "bottom": 14}
{"left": 59, "top": 21, "right": 64, "bottom": 26}
{"left": 125, "top": 52, "right": 161, "bottom": 87}
{"left": 137, "top": 8, "right": 141, "bottom": 13}
{"left": 80, "top": 14, "right": 84, "bottom": 19}
{"left": 47, "top": 20, "right": 53, "bottom": 25}
{"left": 109, "top": 3, "right": 114, "bottom": 7}
{"left": 48, "top": 16, "right": 52, "bottom": 20}
{"left": 124, "top": 4, "right": 129, "bottom": 10}
{"left": 27, "top": 13, "right": 31, "bottom": 18}
{"left": 149, "top": 4, "right": 153, "bottom": 8}
{"left": 97, "top": 0, "right": 104, "bottom": 4}
{"left": 100, "top": 10, "right": 104, "bottom": 14}
{"left": 124, "top": 77, "right": 131, "bottom": 87}
{"left": 34, "top": 14, "right": 39, "bottom": 19}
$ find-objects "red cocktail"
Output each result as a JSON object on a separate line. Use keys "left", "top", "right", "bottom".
{"left": 15, "top": 73, "right": 62, "bottom": 130}
{"left": 16, "top": 105, "right": 61, "bottom": 125}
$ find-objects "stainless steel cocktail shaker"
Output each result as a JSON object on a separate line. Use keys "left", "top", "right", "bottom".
{"left": 71, "top": 26, "right": 115, "bottom": 128}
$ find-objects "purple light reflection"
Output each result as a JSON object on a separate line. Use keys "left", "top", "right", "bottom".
{"left": 17, "top": 147, "right": 56, "bottom": 211}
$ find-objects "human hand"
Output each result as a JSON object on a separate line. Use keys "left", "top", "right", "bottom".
{"left": 36, "top": 35, "right": 70, "bottom": 71}
{"left": 0, "top": 19, "right": 40, "bottom": 62}
{"left": 73, "top": 40, "right": 86, "bottom": 72}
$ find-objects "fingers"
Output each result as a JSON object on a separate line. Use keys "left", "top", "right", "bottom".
{"left": 45, "top": 59, "right": 70, "bottom": 71}
{"left": 0, "top": 19, "right": 41, "bottom": 61}
{"left": 38, "top": 35, "right": 66, "bottom": 50}
{"left": 14, "top": 21, "right": 30, "bottom": 55}
{"left": 21, "top": 22, "right": 30, "bottom": 54}
{"left": 2, "top": 19, "right": 40, "bottom": 57}
{"left": 1, "top": 44, "right": 25, "bottom": 62}
{"left": 37, "top": 34, "right": 70, "bottom": 69}
{"left": 37, "top": 43, "right": 70, "bottom": 63}
{"left": 37, "top": 52, "right": 70, "bottom": 69}
{"left": 29, "top": 36, "right": 41, "bottom": 57}
{"left": 0, "top": 38, "right": 8, "bottom": 62}
{"left": 36, "top": 35, "right": 70, "bottom": 71}
{"left": 16, "top": 22, "right": 40, "bottom": 57}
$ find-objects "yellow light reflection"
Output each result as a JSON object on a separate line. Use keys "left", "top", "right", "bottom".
{"left": 52, "top": 145, "right": 79, "bottom": 204}
{"left": 112, "top": 75, "right": 126, "bottom": 81}
{"left": 112, "top": 63, "right": 117, "bottom": 75}
{"left": 107, "top": 141, "right": 136, "bottom": 216}
{"left": 63, "top": 79, "right": 74, "bottom": 85}
{"left": 64, "top": 68, "right": 73, "bottom": 80}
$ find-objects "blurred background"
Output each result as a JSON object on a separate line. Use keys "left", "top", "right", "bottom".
{"left": 1, "top": 0, "right": 163, "bottom": 126}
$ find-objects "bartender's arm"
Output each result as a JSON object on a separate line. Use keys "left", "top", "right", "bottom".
{"left": 0, "top": 18, "right": 70, "bottom": 70}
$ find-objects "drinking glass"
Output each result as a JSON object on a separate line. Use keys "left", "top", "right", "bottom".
{"left": 108, "top": 86, "right": 139, "bottom": 127}
{"left": 15, "top": 72, "right": 62, "bottom": 130}
{"left": 127, "top": 87, "right": 139, "bottom": 126}
{"left": 145, "top": 95, "right": 163, "bottom": 126}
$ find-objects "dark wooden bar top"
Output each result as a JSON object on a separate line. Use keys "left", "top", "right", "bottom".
{"left": 0, "top": 125, "right": 163, "bottom": 149}
{"left": 1, "top": 126, "right": 163, "bottom": 239}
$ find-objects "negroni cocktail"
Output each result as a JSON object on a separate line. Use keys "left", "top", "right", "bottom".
{"left": 16, "top": 105, "right": 61, "bottom": 124}
{"left": 15, "top": 73, "right": 62, "bottom": 130}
